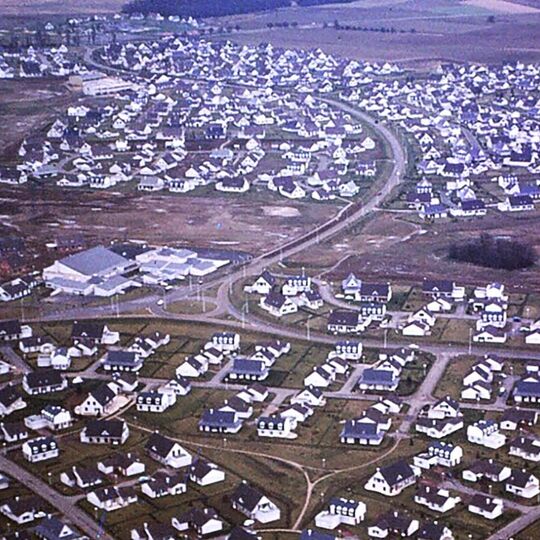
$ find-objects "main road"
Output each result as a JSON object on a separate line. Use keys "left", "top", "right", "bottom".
{"left": 31, "top": 90, "right": 407, "bottom": 326}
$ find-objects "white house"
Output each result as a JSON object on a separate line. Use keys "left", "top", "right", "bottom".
{"left": 467, "top": 420, "right": 506, "bottom": 449}
{"left": 467, "top": 495, "right": 503, "bottom": 520}
{"left": 364, "top": 461, "right": 419, "bottom": 497}
{"left": 230, "top": 482, "right": 281, "bottom": 524}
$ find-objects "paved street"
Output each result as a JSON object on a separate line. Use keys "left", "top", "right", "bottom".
{"left": 1, "top": 345, "right": 32, "bottom": 374}
{"left": 0, "top": 455, "right": 113, "bottom": 539}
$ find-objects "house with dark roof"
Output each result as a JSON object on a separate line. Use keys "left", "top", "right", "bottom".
{"left": 462, "top": 459, "right": 511, "bottom": 483}
{"left": 188, "top": 459, "right": 225, "bottom": 486}
{"left": 509, "top": 435, "right": 540, "bottom": 462}
{"left": 86, "top": 486, "right": 137, "bottom": 512}
{"left": 80, "top": 419, "right": 129, "bottom": 445}
{"left": 22, "top": 436, "right": 59, "bottom": 463}
{"left": 327, "top": 310, "right": 366, "bottom": 334}
{"left": 364, "top": 460, "right": 419, "bottom": 496}
{"left": 506, "top": 469, "right": 540, "bottom": 499}
{"left": 357, "top": 368, "right": 399, "bottom": 392}
{"left": 367, "top": 510, "right": 419, "bottom": 538}
{"left": 228, "top": 358, "right": 269, "bottom": 381}
{"left": 145, "top": 433, "right": 192, "bottom": 468}
{"left": 136, "top": 390, "right": 176, "bottom": 413}
{"left": 414, "top": 485, "right": 460, "bottom": 513}
{"left": 34, "top": 516, "right": 86, "bottom": 540}
{"left": 75, "top": 382, "right": 119, "bottom": 417}
{"left": 60, "top": 464, "right": 103, "bottom": 490}
{"left": 71, "top": 320, "right": 119, "bottom": 345}
{"left": 259, "top": 291, "right": 298, "bottom": 317}
{"left": 0, "top": 496, "right": 46, "bottom": 524}
{"left": 513, "top": 376, "right": 540, "bottom": 404}
{"left": 172, "top": 507, "right": 224, "bottom": 537}
{"left": 230, "top": 482, "right": 281, "bottom": 524}
{"left": 467, "top": 494, "right": 503, "bottom": 520}
{"left": 199, "top": 409, "right": 243, "bottom": 434}
{"left": 340, "top": 419, "right": 384, "bottom": 446}
{"left": 0, "top": 320, "right": 29, "bottom": 341}
{"left": 22, "top": 371, "right": 67, "bottom": 396}
{"left": 140, "top": 471, "right": 187, "bottom": 499}
{"left": 0, "top": 385, "right": 27, "bottom": 416}
{"left": 101, "top": 350, "right": 143, "bottom": 372}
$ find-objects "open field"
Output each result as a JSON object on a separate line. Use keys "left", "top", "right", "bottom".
{"left": 0, "top": 79, "right": 73, "bottom": 161}
{"left": 289, "top": 209, "right": 540, "bottom": 291}
{"left": 0, "top": 183, "right": 344, "bottom": 260}
{"left": 224, "top": 0, "right": 540, "bottom": 65}
{"left": 464, "top": 0, "right": 540, "bottom": 13}
{"left": 0, "top": 0, "right": 125, "bottom": 16}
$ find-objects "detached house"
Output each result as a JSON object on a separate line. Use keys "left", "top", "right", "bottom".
{"left": 199, "top": 409, "right": 243, "bottom": 434}
{"left": 22, "top": 436, "right": 59, "bottom": 463}
{"left": 101, "top": 350, "right": 143, "bottom": 372}
{"left": 87, "top": 486, "right": 137, "bottom": 512}
{"left": 467, "top": 420, "right": 506, "bottom": 449}
{"left": 414, "top": 442, "right": 463, "bottom": 470}
{"left": 340, "top": 419, "right": 384, "bottom": 446}
{"left": 506, "top": 469, "right": 540, "bottom": 499}
{"left": 75, "top": 382, "right": 119, "bottom": 417}
{"left": 244, "top": 271, "right": 276, "bottom": 295}
{"left": 0, "top": 385, "right": 27, "bottom": 416}
{"left": 189, "top": 459, "right": 225, "bottom": 486}
{"left": 327, "top": 310, "right": 366, "bottom": 334}
{"left": 0, "top": 496, "right": 45, "bottom": 525}
{"left": 364, "top": 461, "right": 419, "bottom": 497}
{"left": 145, "top": 433, "right": 192, "bottom": 469}
{"left": 172, "top": 508, "right": 224, "bottom": 537}
{"left": 228, "top": 358, "right": 269, "bottom": 382}
{"left": 23, "top": 371, "right": 67, "bottom": 396}
{"left": 80, "top": 419, "right": 129, "bottom": 445}
{"left": 260, "top": 291, "right": 298, "bottom": 317}
{"left": 315, "top": 497, "right": 366, "bottom": 530}
{"left": 414, "top": 485, "right": 460, "bottom": 513}
{"left": 368, "top": 510, "right": 419, "bottom": 538}
{"left": 467, "top": 495, "right": 503, "bottom": 520}
{"left": 509, "top": 435, "right": 540, "bottom": 462}
{"left": 136, "top": 390, "right": 176, "bottom": 413}
{"left": 257, "top": 415, "right": 297, "bottom": 439}
{"left": 140, "top": 471, "right": 187, "bottom": 499}
{"left": 230, "top": 482, "right": 281, "bottom": 524}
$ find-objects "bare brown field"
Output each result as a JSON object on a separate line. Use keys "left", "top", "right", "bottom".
{"left": 0, "top": 184, "right": 343, "bottom": 256}
{"left": 0, "top": 79, "right": 73, "bottom": 161}
{"left": 0, "top": 0, "right": 124, "bottom": 16}
{"left": 320, "top": 210, "right": 540, "bottom": 290}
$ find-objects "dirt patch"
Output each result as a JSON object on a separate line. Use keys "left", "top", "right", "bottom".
{"left": 0, "top": 184, "right": 343, "bottom": 268}
{"left": 0, "top": 79, "right": 74, "bottom": 162}
{"left": 324, "top": 211, "right": 540, "bottom": 291}
{"left": 262, "top": 206, "right": 302, "bottom": 217}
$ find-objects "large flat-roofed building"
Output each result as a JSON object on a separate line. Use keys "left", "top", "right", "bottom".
{"left": 43, "top": 246, "right": 139, "bottom": 297}
{"left": 70, "top": 71, "right": 135, "bottom": 97}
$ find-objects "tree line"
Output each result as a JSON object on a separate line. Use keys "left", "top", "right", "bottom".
{"left": 122, "top": 0, "right": 357, "bottom": 18}
{"left": 448, "top": 234, "right": 536, "bottom": 271}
